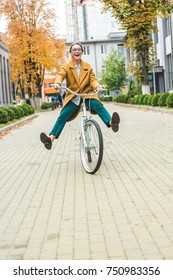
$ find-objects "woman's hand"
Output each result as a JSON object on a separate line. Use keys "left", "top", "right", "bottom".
{"left": 53, "top": 83, "right": 61, "bottom": 89}
{"left": 96, "top": 85, "right": 107, "bottom": 91}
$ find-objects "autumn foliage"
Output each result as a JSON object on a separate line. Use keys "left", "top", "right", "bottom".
{"left": 0, "top": 0, "right": 66, "bottom": 98}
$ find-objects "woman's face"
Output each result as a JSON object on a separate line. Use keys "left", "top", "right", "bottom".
{"left": 70, "top": 44, "right": 83, "bottom": 63}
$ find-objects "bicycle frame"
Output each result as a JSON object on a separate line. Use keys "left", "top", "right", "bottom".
{"left": 80, "top": 97, "right": 91, "bottom": 151}
{"left": 60, "top": 86, "right": 100, "bottom": 140}
{"left": 53, "top": 85, "right": 105, "bottom": 174}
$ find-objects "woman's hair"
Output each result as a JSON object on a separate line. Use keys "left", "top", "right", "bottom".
{"left": 69, "top": 42, "right": 84, "bottom": 53}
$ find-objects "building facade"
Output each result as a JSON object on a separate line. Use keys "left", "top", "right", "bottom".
{"left": 152, "top": 14, "right": 173, "bottom": 93}
{"left": 0, "top": 36, "right": 12, "bottom": 106}
{"left": 66, "top": 33, "right": 126, "bottom": 76}
{"left": 64, "top": 0, "right": 127, "bottom": 92}
{"left": 64, "top": 0, "right": 173, "bottom": 94}
{"left": 41, "top": 74, "right": 60, "bottom": 102}
{"left": 65, "top": 0, "right": 123, "bottom": 42}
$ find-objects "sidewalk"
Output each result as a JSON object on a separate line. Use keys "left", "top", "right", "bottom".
{"left": 0, "top": 103, "right": 173, "bottom": 260}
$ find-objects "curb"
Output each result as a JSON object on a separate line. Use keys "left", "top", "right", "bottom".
{"left": 114, "top": 103, "right": 173, "bottom": 114}
{"left": 0, "top": 114, "right": 38, "bottom": 134}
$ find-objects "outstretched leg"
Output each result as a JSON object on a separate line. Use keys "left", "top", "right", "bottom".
{"left": 85, "top": 99, "right": 120, "bottom": 132}
{"left": 40, "top": 101, "right": 79, "bottom": 149}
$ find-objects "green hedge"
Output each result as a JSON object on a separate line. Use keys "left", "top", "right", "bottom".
{"left": 0, "top": 104, "right": 35, "bottom": 124}
{"left": 158, "top": 93, "right": 169, "bottom": 107}
{"left": 0, "top": 108, "right": 9, "bottom": 124}
{"left": 113, "top": 94, "right": 128, "bottom": 103}
{"left": 114, "top": 92, "right": 173, "bottom": 109}
{"left": 166, "top": 93, "right": 173, "bottom": 108}
{"left": 2, "top": 107, "right": 15, "bottom": 121}
{"left": 41, "top": 102, "right": 51, "bottom": 110}
{"left": 8, "top": 106, "right": 20, "bottom": 119}
{"left": 138, "top": 94, "right": 147, "bottom": 105}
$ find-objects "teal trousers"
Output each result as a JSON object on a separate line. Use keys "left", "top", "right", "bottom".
{"left": 49, "top": 99, "right": 112, "bottom": 138}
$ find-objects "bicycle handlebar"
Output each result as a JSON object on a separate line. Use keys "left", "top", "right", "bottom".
{"left": 52, "top": 85, "right": 107, "bottom": 97}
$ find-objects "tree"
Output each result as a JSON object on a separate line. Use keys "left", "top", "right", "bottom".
{"left": 99, "top": 0, "right": 173, "bottom": 94}
{"left": 99, "top": 47, "right": 127, "bottom": 92}
{"left": 0, "top": 0, "right": 66, "bottom": 99}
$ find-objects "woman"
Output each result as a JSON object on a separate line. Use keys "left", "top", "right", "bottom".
{"left": 40, "top": 42, "right": 120, "bottom": 150}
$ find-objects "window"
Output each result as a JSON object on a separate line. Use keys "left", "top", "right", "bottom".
{"left": 167, "top": 54, "right": 173, "bottom": 89}
{"left": 101, "top": 44, "right": 107, "bottom": 54}
{"left": 165, "top": 17, "right": 171, "bottom": 37}
{"left": 83, "top": 45, "right": 90, "bottom": 55}
{"left": 3, "top": 57, "right": 8, "bottom": 102}
{"left": 0, "top": 56, "right": 5, "bottom": 103}
{"left": 117, "top": 44, "right": 124, "bottom": 55}
{"left": 154, "top": 32, "right": 158, "bottom": 44}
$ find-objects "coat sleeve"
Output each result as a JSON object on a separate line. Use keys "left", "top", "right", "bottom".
{"left": 54, "top": 64, "right": 68, "bottom": 85}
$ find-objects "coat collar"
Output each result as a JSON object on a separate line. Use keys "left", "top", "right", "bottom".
{"left": 68, "top": 59, "right": 88, "bottom": 85}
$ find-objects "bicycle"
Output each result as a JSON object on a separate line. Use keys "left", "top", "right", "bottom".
{"left": 62, "top": 86, "right": 105, "bottom": 174}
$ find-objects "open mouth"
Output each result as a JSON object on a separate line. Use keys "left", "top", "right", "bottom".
{"left": 74, "top": 54, "right": 80, "bottom": 57}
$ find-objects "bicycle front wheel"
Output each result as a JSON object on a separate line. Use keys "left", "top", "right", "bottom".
{"left": 80, "top": 119, "right": 103, "bottom": 174}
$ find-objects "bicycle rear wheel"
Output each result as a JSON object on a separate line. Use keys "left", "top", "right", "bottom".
{"left": 80, "top": 119, "right": 103, "bottom": 174}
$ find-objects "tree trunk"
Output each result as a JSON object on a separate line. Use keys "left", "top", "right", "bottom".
{"left": 140, "top": 48, "right": 150, "bottom": 94}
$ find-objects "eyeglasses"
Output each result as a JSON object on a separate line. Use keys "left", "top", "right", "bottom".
{"left": 71, "top": 48, "right": 82, "bottom": 52}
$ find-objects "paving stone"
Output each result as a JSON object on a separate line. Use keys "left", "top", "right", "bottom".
{"left": 0, "top": 104, "right": 173, "bottom": 260}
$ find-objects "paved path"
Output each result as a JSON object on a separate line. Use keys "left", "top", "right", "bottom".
{"left": 0, "top": 104, "right": 173, "bottom": 260}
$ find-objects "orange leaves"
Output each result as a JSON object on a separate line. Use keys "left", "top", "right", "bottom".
{"left": 1, "top": 0, "right": 66, "bottom": 96}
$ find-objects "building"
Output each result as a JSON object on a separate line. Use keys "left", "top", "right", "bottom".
{"left": 64, "top": 0, "right": 173, "bottom": 94}
{"left": 0, "top": 35, "right": 13, "bottom": 106}
{"left": 64, "top": 0, "right": 127, "bottom": 93}
{"left": 66, "top": 33, "right": 126, "bottom": 77}
{"left": 42, "top": 74, "right": 60, "bottom": 102}
{"left": 65, "top": 0, "right": 123, "bottom": 42}
{"left": 152, "top": 14, "right": 173, "bottom": 93}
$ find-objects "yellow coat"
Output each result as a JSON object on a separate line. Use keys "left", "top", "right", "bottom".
{"left": 54, "top": 58, "right": 102, "bottom": 120}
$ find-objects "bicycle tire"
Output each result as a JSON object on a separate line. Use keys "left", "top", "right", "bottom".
{"left": 80, "top": 119, "right": 103, "bottom": 174}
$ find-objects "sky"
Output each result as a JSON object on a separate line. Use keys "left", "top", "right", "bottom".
{"left": 50, "top": 0, "right": 66, "bottom": 36}
{"left": 0, "top": 0, "right": 66, "bottom": 35}
{"left": 0, "top": 16, "right": 7, "bottom": 33}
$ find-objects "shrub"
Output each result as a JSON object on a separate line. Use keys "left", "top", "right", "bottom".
{"left": 166, "top": 93, "right": 173, "bottom": 108}
{"left": 21, "top": 104, "right": 34, "bottom": 114}
{"left": 128, "top": 80, "right": 142, "bottom": 97}
{"left": 143, "top": 95, "right": 150, "bottom": 105}
{"left": 133, "top": 95, "right": 141, "bottom": 104}
{"left": 151, "top": 94, "right": 161, "bottom": 107}
{"left": 41, "top": 102, "right": 51, "bottom": 109}
{"left": 0, "top": 108, "right": 9, "bottom": 124}
{"left": 147, "top": 95, "right": 154, "bottom": 106}
{"left": 127, "top": 89, "right": 134, "bottom": 98}
{"left": 104, "top": 96, "right": 113, "bottom": 101}
{"left": 100, "top": 96, "right": 113, "bottom": 101}
{"left": 158, "top": 93, "right": 169, "bottom": 107}
{"left": 20, "top": 104, "right": 30, "bottom": 115}
{"left": 28, "top": 105, "right": 35, "bottom": 114}
{"left": 2, "top": 107, "right": 15, "bottom": 121}
{"left": 9, "top": 106, "right": 20, "bottom": 119}
{"left": 17, "top": 106, "right": 25, "bottom": 117}
{"left": 127, "top": 97, "right": 134, "bottom": 104}
{"left": 114, "top": 94, "right": 128, "bottom": 103}
{"left": 138, "top": 94, "right": 147, "bottom": 105}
